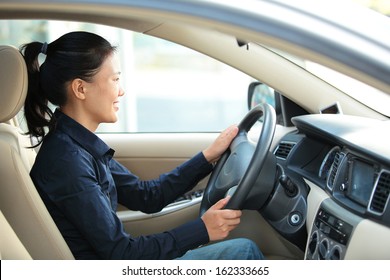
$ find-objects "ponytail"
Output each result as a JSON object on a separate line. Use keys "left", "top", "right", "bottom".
{"left": 20, "top": 31, "right": 116, "bottom": 147}
{"left": 20, "top": 42, "right": 55, "bottom": 147}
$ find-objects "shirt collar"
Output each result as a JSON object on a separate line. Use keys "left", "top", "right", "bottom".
{"left": 54, "top": 109, "right": 115, "bottom": 159}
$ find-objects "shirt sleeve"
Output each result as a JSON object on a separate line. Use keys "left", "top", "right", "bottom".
{"left": 35, "top": 149, "right": 211, "bottom": 260}
{"left": 112, "top": 152, "right": 213, "bottom": 213}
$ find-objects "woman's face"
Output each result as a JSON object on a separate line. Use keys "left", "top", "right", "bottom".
{"left": 83, "top": 53, "right": 124, "bottom": 127}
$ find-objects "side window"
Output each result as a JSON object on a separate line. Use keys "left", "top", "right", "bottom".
{"left": 99, "top": 33, "right": 253, "bottom": 133}
{"left": 1, "top": 20, "right": 254, "bottom": 133}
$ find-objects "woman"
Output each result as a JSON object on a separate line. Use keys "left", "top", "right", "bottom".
{"left": 21, "top": 31, "right": 263, "bottom": 260}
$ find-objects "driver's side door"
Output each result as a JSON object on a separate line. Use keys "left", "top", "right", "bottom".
{"left": 101, "top": 128, "right": 301, "bottom": 260}
{"left": 101, "top": 132, "right": 212, "bottom": 236}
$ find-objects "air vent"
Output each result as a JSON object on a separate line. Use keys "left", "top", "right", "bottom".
{"left": 369, "top": 170, "right": 390, "bottom": 215}
{"left": 327, "top": 152, "right": 344, "bottom": 189}
{"left": 274, "top": 142, "right": 296, "bottom": 160}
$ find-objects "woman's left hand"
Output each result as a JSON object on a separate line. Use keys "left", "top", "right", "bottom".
{"left": 202, "top": 125, "right": 239, "bottom": 164}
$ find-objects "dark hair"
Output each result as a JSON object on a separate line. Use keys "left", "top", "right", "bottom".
{"left": 20, "top": 31, "right": 116, "bottom": 146}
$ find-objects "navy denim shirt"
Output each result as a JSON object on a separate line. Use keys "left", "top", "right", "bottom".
{"left": 30, "top": 110, "right": 213, "bottom": 259}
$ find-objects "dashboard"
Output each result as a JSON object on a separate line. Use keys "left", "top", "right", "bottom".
{"left": 268, "top": 114, "right": 390, "bottom": 259}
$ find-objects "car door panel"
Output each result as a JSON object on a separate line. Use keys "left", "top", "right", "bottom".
{"left": 99, "top": 126, "right": 303, "bottom": 259}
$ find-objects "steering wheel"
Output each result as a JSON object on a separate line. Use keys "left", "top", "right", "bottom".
{"left": 199, "top": 103, "right": 276, "bottom": 216}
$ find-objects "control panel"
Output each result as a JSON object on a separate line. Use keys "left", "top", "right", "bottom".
{"left": 306, "top": 207, "right": 353, "bottom": 260}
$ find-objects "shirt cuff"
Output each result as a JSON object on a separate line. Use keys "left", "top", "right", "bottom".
{"left": 171, "top": 218, "right": 209, "bottom": 256}
{"left": 187, "top": 151, "right": 214, "bottom": 176}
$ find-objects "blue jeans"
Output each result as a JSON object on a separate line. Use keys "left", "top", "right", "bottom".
{"left": 176, "top": 238, "right": 264, "bottom": 260}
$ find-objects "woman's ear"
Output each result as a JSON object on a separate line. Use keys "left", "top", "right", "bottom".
{"left": 70, "top": 78, "right": 87, "bottom": 100}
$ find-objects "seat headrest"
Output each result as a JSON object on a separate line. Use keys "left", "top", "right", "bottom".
{"left": 0, "top": 45, "right": 28, "bottom": 123}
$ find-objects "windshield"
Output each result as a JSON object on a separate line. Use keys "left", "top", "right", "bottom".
{"left": 304, "top": 62, "right": 390, "bottom": 117}
{"left": 307, "top": 0, "right": 390, "bottom": 117}
{"left": 332, "top": 0, "right": 389, "bottom": 116}
{"left": 269, "top": 0, "right": 390, "bottom": 117}
{"left": 265, "top": 48, "right": 390, "bottom": 117}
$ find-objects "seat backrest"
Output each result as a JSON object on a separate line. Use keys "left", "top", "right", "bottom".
{"left": 0, "top": 210, "right": 32, "bottom": 260}
{"left": 0, "top": 44, "right": 35, "bottom": 171}
{"left": 0, "top": 45, "right": 74, "bottom": 259}
{"left": 0, "top": 123, "right": 36, "bottom": 170}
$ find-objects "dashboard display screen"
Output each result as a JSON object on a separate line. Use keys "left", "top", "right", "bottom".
{"left": 348, "top": 160, "right": 375, "bottom": 206}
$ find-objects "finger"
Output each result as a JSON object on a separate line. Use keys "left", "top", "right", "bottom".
{"left": 221, "top": 210, "right": 241, "bottom": 225}
{"left": 210, "top": 196, "right": 230, "bottom": 210}
{"left": 226, "top": 209, "right": 242, "bottom": 219}
{"left": 226, "top": 125, "right": 239, "bottom": 138}
{"left": 227, "top": 223, "right": 239, "bottom": 232}
{"left": 221, "top": 219, "right": 241, "bottom": 233}
{"left": 221, "top": 125, "right": 238, "bottom": 143}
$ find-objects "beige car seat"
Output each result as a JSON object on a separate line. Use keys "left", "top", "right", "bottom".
{"left": 0, "top": 45, "right": 74, "bottom": 259}
{"left": 0, "top": 210, "right": 32, "bottom": 260}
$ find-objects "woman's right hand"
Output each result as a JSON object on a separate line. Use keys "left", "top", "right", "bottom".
{"left": 200, "top": 196, "right": 242, "bottom": 241}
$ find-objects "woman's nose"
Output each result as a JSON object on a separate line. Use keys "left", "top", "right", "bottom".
{"left": 119, "top": 87, "right": 125, "bottom": 97}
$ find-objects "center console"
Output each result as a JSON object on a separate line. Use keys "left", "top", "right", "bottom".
{"left": 305, "top": 199, "right": 361, "bottom": 260}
